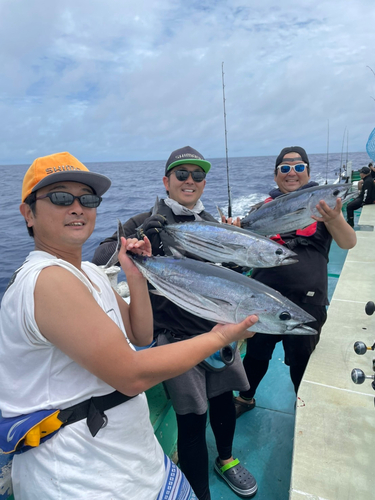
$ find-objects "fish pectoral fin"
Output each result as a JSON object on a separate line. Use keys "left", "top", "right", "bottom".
{"left": 149, "top": 289, "right": 165, "bottom": 296}
{"left": 285, "top": 208, "right": 306, "bottom": 217}
{"left": 174, "top": 232, "right": 228, "bottom": 251}
{"left": 144, "top": 274, "right": 227, "bottom": 320}
{"left": 169, "top": 247, "right": 187, "bottom": 258}
{"left": 200, "top": 295, "right": 234, "bottom": 308}
{"left": 174, "top": 233, "right": 248, "bottom": 257}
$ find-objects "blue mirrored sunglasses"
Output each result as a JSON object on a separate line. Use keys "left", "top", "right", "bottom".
{"left": 277, "top": 163, "right": 307, "bottom": 174}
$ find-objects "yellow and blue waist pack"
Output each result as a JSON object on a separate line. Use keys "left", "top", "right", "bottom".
{"left": 0, "top": 390, "right": 134, "bottom": 455}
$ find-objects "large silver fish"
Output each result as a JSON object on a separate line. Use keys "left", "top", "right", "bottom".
{"left": 129, "top": 254, "right": 317, "bottom": 335}
{"left": 164, "top": 221, "right": 298, "bottom": 268}
{"left": 241, "top": 184, "right": 351, "bottom": 236}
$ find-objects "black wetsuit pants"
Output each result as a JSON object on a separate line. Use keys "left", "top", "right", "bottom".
{"left": 346, "top": 197, "right": 362, "bottom": 226}
{"left": 176, "top": 390, "right": 235, "bottom": 500}
{"left": 240, "top": 303, "right": 326, "bottom": 397}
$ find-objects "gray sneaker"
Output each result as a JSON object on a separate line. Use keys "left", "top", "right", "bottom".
{"left": 214, "top": 457, "right": 258, "bottom": 497}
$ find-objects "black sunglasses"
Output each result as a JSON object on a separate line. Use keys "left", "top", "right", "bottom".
{"left": 170, "top": 169, "right": 206, "bottom": 182}
{"left": 36, "top": 192, "right": 102, "bottom": 208}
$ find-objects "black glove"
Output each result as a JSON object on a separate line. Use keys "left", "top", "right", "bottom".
{"left": 137, "top": 214, "right": 168, "bottom": 239}
{"left": 222, "top": 262, "right": 251, "bottom": 275}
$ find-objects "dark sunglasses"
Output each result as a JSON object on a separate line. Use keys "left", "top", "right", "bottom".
{"left": 276, "top": 163, "right": 307, "bottom": 174}
{"left": 171, "top": 169, "right": 206, "bottom": 182}
{"left": 36, "top": 192, "right": 102, "bottom": 208}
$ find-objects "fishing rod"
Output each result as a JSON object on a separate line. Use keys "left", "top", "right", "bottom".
{"left": 339, "top": 126, "right": 347, "bottom": 180}
{"left": 346, "top": 129, "right": 349, "bottom": 166}
{"left": 366, "top": 66, "right": 375, "bottom": 162}
{"left": 325, "top": 119, "right": 329, "bottom": 184}
{"left": 221, "top": 62, "right": 232, "bottom": 218}
{"left": 367, "top": 65, "right": 375, "bottom": 103}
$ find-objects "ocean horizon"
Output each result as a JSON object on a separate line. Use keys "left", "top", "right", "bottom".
{"left": 0, "top": 151, "right": 371, "bottom": 300}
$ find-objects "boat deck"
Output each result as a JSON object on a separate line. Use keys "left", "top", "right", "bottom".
{"left": 148, "top": 217, "right": 352, "bottom": 500}
{"left": 0, "top": 207, "right": 364, "bottom": 500}
{"left": 206, "top": 237, "right": 350, "bottom": 500}
{"left": 118, "top": 204, "right": 363, "bottom": 500}
{"left": 290, "top": 205, "right": 375, "bottom": 499}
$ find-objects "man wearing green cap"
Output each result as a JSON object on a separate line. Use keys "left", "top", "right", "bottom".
{"left": 93, "top": 146, "right": 258, "bottom": 500}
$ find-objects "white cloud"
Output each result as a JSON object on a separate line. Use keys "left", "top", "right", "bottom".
{"left": 0, "top": 0, "right": 375, "bottom": 164}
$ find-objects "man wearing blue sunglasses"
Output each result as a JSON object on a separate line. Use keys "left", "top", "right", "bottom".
{"left": 234, "top": 146, "right": 356, "bottom": 418}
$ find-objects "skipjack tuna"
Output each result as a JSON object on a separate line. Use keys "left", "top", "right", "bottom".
{"left": 164, "top": 221, "right": 298, "bottom": 268}
{"left": 129, "top": 253, "right": 317, "bottom": 336}
{"left": 241, "top": 184, "right": 351, "bottom": 236}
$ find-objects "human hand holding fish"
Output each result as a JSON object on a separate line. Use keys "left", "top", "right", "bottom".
{"left": 311, "top": 197, "right": 356, "bottom": 249}
{"left": 220, "top": 214, "right": 241, "bottom": 227}
{"left": 211, "top": 316, "right": 258, "bottom": 344}
{"left": 311, "top": 198, "right": 342, "bottom": 224}
{"left": 139, "top": 214, "right": 168, "bottom": 238}
{"left": 118, "top": 235, "right": 152, "bottom": 278}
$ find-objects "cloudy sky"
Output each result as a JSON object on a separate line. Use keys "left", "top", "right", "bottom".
{"left": 1, "top": 0, "right": 375, "bottom": 165}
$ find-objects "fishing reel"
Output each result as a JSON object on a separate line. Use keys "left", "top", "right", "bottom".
{"left": 351, "top": 368, "right": 375, "bottom": 390}
{"left": 351, "top": 350, "right": 375, "bottom": 395}
{"left": 365, "top": 301, "right": 375, "bottom": 316}
{"left": 353, "top": 341, "right": 375, "bottom": 355}
{"left": 351, "top": 339, "right": 375, "bottom": 393}
{"left": 350, "top": 301, "right": 375, "bottom": 402}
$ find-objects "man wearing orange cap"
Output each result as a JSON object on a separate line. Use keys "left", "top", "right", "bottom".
{"left": 0, "top": 151, "right": 257, "bottom": 500}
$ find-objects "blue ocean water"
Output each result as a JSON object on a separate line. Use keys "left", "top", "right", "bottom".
{"left": 0, "top": 151, "right": 370, "bottom": 301}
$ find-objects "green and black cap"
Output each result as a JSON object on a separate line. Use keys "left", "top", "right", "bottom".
{"left": 165, "top": 146, "right": 211, "bottom": 175}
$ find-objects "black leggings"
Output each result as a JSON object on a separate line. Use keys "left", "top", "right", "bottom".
{"left": 240, "top": 303, "right": 326, "bottom": 398}
{"left": 346, "top": 197, "right": 362, "bottom": 221}
{"left": 176, "top": 391, "right": 236, "bottom": 500}
{"left": 240, "top": 356, "right": 307, "bottom": 396}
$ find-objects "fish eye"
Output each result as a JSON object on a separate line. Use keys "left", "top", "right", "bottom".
{"left": 333, "top": 189, "right": 339, "bottom": 196}
{"left": 279, "top": 311, "right": 291, "bottom": 321}
{"left": 275, "top": 248, "right": 283, "bottom": 255}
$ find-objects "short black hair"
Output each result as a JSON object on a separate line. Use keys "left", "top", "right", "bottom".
{"left": 23, "top": 192, "right": 37, "bottom": 238}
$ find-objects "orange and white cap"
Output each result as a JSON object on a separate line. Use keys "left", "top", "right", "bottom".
{"left": 21, "top": 152, "right": 111, "bottom": 202}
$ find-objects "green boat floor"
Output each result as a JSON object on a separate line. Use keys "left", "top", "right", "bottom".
{"left": 209, "top": 342, "right": 296, "bottom": 500}
{"left": 146, "top": 383, "right": 178, "bottom": 460}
